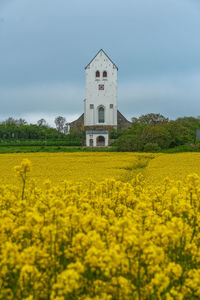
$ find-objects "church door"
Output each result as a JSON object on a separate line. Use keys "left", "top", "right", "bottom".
{"left": 96, "top": 136, "right": 105, "bottom": 146}
{"left": 89, "top": 139, "right": 93, "bottom": 147}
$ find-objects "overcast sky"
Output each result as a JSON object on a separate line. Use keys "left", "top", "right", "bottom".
{"left": 0, "top": 0, "right": 200, "bottom": 126}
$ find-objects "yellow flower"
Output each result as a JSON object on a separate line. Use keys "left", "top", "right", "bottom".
{"left": 0, "top": 156, "right": 200, "bottom": 299}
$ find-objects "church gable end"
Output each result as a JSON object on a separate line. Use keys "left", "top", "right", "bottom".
{"left": 85, "top": 49, "right": 118, "bottom": 70}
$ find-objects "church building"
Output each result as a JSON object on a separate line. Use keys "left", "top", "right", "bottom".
{"left": 70, "top": 49, "right": 131, "bottom": 146}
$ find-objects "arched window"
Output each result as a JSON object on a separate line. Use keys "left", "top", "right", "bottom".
{"left": 103, "top": 71, "right": 107, "bottom": 78}
{"left": 96, "top": 70, "right": 100, "bottom": 78}
{"left": 98, "top": 106, "right": 105, "bottom": 123}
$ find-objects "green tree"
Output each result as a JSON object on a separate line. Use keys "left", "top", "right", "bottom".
{"left": 54, "top": 116, "right": 66, "bottom": 133}
{"left": 137, "top": 113, "right": 168, "bottom": 125}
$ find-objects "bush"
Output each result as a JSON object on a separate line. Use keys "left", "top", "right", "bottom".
{"left": 144, "top": 142, "right": 161, "bottom": 152}
{"left": 116, "top": 114, "right": 200, "bottom": 152}
{"left": 195, "top": 139, "right": 200, "bottom": 146}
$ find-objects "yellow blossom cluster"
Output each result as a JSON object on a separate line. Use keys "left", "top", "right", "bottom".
{"left": 1, "top": 159, "right": 200, "bottom": 299}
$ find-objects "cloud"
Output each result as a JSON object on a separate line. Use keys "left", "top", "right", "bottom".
{"left": 23, "top": 112, "right": 80, "bottom": 127}
{"left": 1, "top": 72, "right": 200, "bottom": 125}
{"left": 1, "top": 0, "right": 200, "bottom": 123}
{"left": 118, "top": 72, "right": 200, "bottom": 120}
{"left": 1, "top": 0, "right": 200, "bottom": 86}
{"left": 0, "top": 0, "right": 9, "bottom": 8}
{"left": 0, "top": 82, "right": 84, "bottom": 122}
{"left": 0, "top": 112, "right": 80, "bottom": 127}
{"left": 0, "top": 0, "right": 14, "bottom": 11}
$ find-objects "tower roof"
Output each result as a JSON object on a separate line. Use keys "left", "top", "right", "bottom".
{"left": 85, "top": 49, "right": 118, "bottom": 70}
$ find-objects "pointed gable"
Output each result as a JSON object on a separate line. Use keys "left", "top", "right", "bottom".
{"left": 85, "top": 49, "right": 118, "bottom": 70}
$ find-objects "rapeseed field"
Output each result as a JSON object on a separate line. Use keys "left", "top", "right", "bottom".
{"left": 0, "top": 152, "right": 150, "bottom": 185}
{"left": 1, "top": 153, "right": 200, "bottom": 299}
{"left": 144, "top": 152, "right": 200, "bottom": 184}
{"left": 1, "top": 152, "right": 200, "bottom": 185}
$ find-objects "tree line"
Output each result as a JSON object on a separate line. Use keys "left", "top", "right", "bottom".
{"left": 0, "top": 116, "right": 84, "bottom": 145}
{"left": 113, "top": 113, "right": 200, "bottom": 151}
{"left": 1, "top": 113, "right": 200, "bottom": 152}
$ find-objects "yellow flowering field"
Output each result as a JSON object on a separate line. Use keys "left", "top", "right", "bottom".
{"left": 0, "top": 152, "right": 152, "bottom": 185}
{"left": 1, "top": 153, "right": 200, "bottom": 299}
{"left": 144, "top": 152, "right": 200, "bottom": 184}
{"left": 1, "top": 152, "right": 200, "bottom": 186}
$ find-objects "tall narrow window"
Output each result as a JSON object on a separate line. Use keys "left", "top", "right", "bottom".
{"left": 96, "top": 70, "right": 100, "bottom": 78}
{"left": 103, "top": 71, "right": 107, "bottom": 78}
{"left": 98, "top": 107, "right": 105, "bottom": 123}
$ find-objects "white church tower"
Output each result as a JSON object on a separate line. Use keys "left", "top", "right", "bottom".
{"left": 84, "top": 49, "right": 118, "bottom": 147}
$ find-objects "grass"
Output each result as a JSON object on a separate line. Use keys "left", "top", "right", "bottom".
{"left": 160, "top": 144, "right": 200, "bottom": 153}
{"left": 0, "top": 139, "right": 81, "bottom": 147}
{"left": 0, "top": 145, "right": 118, "bottom": 153}
{"left": 1, "top": 139, "right": 200, "bottom": 154}
{"left": 119, "top": 154, "right": 155, "bottom": 182}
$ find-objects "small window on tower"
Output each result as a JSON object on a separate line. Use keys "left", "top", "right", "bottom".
{"left": 99, "top": 85, "right": 104, "bottom": 90}
{"left": 103, "top": 71, "right": 107, "bottom": 78}
{"left": 96, "top": 71, "right": 100, "bottom": 78}
{"left": 110, "top": 104, "right": 113, "bottom": 108}
{"left": 98, "top": 107, "right": 105, "bottom": 123}
{"left": 90, "top": 104, "right": 94, "bottom": 109}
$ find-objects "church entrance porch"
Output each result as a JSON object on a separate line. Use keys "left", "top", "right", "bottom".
{"left": 86, "top": 130, "right": 108, "bottom": 147}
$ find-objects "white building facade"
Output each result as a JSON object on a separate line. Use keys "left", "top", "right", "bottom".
{"left": 84, "top": 49, "right": 118, "bottom": 147}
